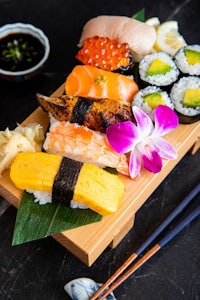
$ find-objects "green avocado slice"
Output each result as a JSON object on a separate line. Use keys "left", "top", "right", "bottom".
{"left": 143, "top": 92, "right": 165, "bottom": 109}
{"left": 183, "top": 89, "right": 200, "bottom": 107}
{"left": 146, "top": 59, "right": 172, "bottom": 76}
{"left": 184, "top": 49, "right": 200, "bottom": 65}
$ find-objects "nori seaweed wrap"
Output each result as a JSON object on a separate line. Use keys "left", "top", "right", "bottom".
{"left": 174, "top": 45, "right": 200, "bottom": 76}
{"left": 139, "top": 52, "right": 179, "bottom": 87}
{"left": 170, "top": 76, "right": 200, "bottom": 123}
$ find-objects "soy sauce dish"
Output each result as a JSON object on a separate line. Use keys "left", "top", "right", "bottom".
{"left": 0, "top": 23, "right": 50, "bottom": 81}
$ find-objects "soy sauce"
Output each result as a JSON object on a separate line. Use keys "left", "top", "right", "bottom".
{"left": 0, "top": 33, "right": 45, "bottom": 71}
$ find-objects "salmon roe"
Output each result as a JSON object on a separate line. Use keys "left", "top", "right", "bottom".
{"left": 76, "top": 36, "right": 132, "bottom": 72}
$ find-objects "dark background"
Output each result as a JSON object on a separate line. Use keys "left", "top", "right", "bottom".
{"left": 0, "top": 0, "right": 200, "bottom": 299}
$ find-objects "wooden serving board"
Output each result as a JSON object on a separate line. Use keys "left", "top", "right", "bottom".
{"left": 0, "top": 83, "right": 199, "bottom": 266}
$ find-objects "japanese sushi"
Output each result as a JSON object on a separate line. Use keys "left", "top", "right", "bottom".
{"left": 37, "top": 93, "right": 135, "bottom": 133}
{"left": 174, "top": 45, "right": 200, "bottom": 76}
{"left": 43, "top": 120, "right": 130, "bottom": 176}
{"left": 77, "top": 15, "right": 156, "bottom": 61}
{"left": 76, "top": 36, "right": 133, "bottom": 72}
{"left": 65, "top": 65, "right": 139, "bottom": 103}
{"left": 139, "top": 52, "right": 179, "bottom": 87}
{"left": 170, "top": 76, "right": 200, "bottom": 123}
{"left": 10, "top": 152, "right": 125, "bottom": 216}
{"left": 132, "top": 85, "right": 174, "bottom": 117}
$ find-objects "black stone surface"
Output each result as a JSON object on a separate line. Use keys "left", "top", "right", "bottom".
{"left": 0, "top": 0, "right": 200, "bottom": 299}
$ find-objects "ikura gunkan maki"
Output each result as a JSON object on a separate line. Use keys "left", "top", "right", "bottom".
{"left": 174, "top": 45, "right": 200, "bottom": 76}
{"left": 76, "top": 36, "right": 133, "bottom": 73}
{"left": 132, "top": 85, "right": 173, "bottom": 117}
{"left": 170, "top": 76, "right": 200, "bottom": 123}
{"left": 139, "top": 52, "right": 179, "bottom": 87}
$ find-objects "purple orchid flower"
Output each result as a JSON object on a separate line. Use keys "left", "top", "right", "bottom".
{"left": 106, "top": 105, "right": 179, "bottom": 179}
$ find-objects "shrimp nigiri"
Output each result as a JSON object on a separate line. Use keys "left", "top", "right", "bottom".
{"left": 43, "top": 121, "right": 129, "bottom": 176}
{"left": 78, "top": 15, "right": 156, "bottom": 61}
{"left": 65, "top": 65, "right": 139, "bottom": 103}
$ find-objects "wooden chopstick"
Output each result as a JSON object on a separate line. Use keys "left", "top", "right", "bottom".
{"left": 93, "top": 205, "right": 200, "bottom": 300}
{"left": 90, "top": 183, "right": 200, "bottom": 300}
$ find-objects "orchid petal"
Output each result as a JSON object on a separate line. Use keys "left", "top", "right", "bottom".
{"left": 132, "top": 106, "right": 154, "bottom": 137}
{"left": 106, "top": 121, "right": 139, "bottom": 153}
{"left": 153, "top": 105, "right": 179, "bottom": 136}
{"left": 129, "top": 148, "right": 141, "bottom": 178}
{"left": 153, "top": 137, "right": 178, "bottom": 160}
{"left": 142, "top": 150, "right": 162, "bottom": 173}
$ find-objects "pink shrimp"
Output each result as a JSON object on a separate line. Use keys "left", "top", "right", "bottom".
{"left": 43, "top": 121, "right": 129, "bottom": 176}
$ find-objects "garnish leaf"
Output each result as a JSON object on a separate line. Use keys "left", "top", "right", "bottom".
{"left": 12, "top": 191, "right": 102, "bottom": 245}
{"left": 132, "top": 8, "right": 145, "bottom": 21}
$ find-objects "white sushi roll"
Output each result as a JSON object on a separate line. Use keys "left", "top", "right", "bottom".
{"left": 132, "top": 85, "right": 174, "bottom": 118}
{"left": 139, "top": 52, "right": 179, "bottom": 86}
{"left": 170, "top": 76, "right": 200, "bottom": 123}
{"left": 174, "top": 45, "right": 200, "bottom": 76}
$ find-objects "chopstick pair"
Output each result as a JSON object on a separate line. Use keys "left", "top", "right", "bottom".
{"left": 90, "top": 182, "right": 200, "bottom": 300}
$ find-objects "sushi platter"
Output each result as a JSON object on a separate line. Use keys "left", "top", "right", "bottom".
{"left": 0, "top": 82, "right": 199, "bottom": 266}
{"left": 1, "top": 13, "right": 200, "bottom": 266}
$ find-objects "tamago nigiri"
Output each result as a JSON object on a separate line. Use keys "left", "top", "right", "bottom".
{"left": 10, "top": 152, "right": 125, "bottom": 216}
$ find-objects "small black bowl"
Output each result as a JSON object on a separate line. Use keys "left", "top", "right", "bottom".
{"left": 0, "top": 23, "right": 50, "bottom": 81}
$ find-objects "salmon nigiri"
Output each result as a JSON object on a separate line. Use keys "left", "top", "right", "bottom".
{"left": 78, "top": 15, "right": 156, "bottom": 61}
{"left": 43, "top": 121, "right": 129, "bottom": 176}
{"left": 65, "top": 65, "right": 139, "bottom": 103}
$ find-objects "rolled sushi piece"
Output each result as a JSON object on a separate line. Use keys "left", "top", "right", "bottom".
{"left": 132, "top": 85, "right": 174, "bottom": 118}
{"left": 139, "top": 52, "right": 179, "bottom": 87}
{"left": 170, "top": 76, "right": 200, "bottom": 123}
{"left": 10, "top": 152, "right": 125, "bottom": 216}
{"left": 174, "top": 45, "right": 200, "bottom": 76}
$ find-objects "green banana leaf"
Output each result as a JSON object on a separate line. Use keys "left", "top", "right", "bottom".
{"left": 132, "top": 8, "right": 145, "bottom": 21}
{"left": 12, "top": 191, "right": 102, "bottom": 245}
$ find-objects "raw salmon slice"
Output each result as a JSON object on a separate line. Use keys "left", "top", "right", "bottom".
{"left": 65, "top": 65, "right": 139, "bottom": 103}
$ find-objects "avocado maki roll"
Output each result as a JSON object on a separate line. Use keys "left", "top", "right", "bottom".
{"left": 174, "top": 45, "right": 200, "bottom": 76}
{"left": 132, "top": 85, "right": 173, "bottom": 118}
{"left": 139, "top": 52, "right": 179, "bottom": 87}
{"left": 170, "top": 76, "right": 200, "bottom": 123}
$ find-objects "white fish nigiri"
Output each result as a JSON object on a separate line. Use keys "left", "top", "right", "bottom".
{"left": 78, "top": 15, "right": 156, "bottom": 61}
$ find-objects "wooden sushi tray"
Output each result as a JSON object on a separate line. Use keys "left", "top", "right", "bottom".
{"left": 0, "top": 83, "right": 199, "bottom": 266}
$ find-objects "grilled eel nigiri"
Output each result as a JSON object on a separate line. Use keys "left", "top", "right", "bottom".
{"left": 37, "top": 93, "right": 135, "bottom": 132}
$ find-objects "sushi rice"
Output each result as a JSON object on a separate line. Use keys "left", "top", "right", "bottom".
{"left": 27, "top": 190, "right": 88, "bottom": 209}
{"left": 170, "top": 76, "right": 200, "bottom": 117}
{"left": 132, "top": 85, "right": 174, "bottom": 117}
{"left": 139, "top": 52, "right": 179, "bottom": 86}
{"left": 174, "top": 45, "right": 200, "bottom": 76}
